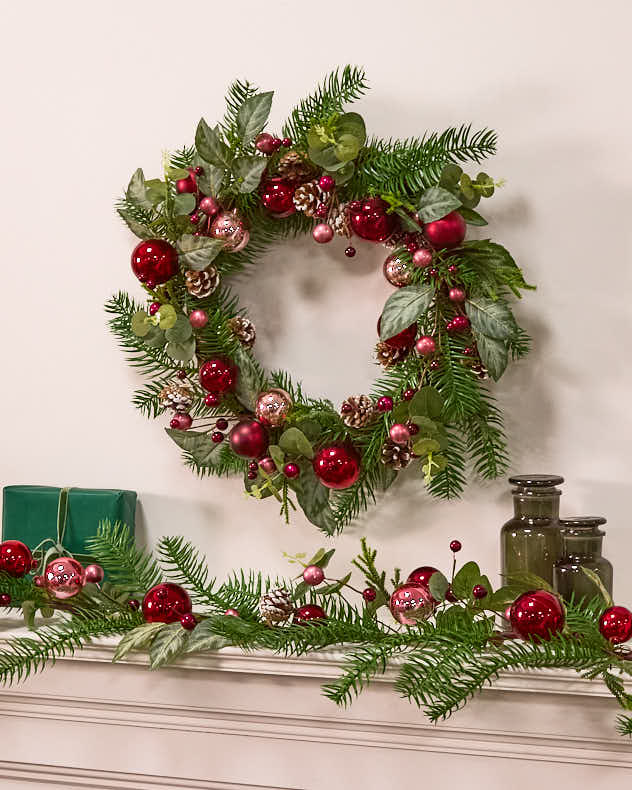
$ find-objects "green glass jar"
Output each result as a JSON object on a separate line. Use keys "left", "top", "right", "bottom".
{"left": 500, "top": 475, "right": 564, "bottom": 585}
{"left": 553, "top": 517, "right": 613, "bottom": 603}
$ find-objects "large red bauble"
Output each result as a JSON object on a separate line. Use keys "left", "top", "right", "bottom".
{"left": 407, "top": 566, "right": 441, "bottom": 604}
{"left": 131, "top": 239, "right": 179, "bottom": 287}
{"left": 142, "top": 582, "right": 192, "bottom": 624}
{"left": 509, "top": 590, "right": 565, "bottom": 642}
{"left": 44, "top": 557, "right": 84, "bottom": 599}
{"left": 348, "top": 197, "right": 396, "bottom": 242}
{"left": 599, "top": 606, "right": 632, "bottom": 644}
{"left": 312, "top": 444, "right": 361, "bottom": 490}
{"left": 260, "top": 178, "right": 296, "bottom": 215}
{"left": 390, "top": 582, "right": 434, "bottom": 625}
{"left": 0, "top": 540, "right": 33, "bottom": 578}
{"left": 377, "top": 316, "right": 417, "bottom": 349}
{"left": 423, "top": 211, "right": 466, "bottom": 249}
{"left": 294, "top": 604, "right": 327, "bottom": 624}
{"left": 229, "top": 420, "right": 269, "bottom": 459}
{"left": 199, "top": 357, "right": 237, "bottom": 394}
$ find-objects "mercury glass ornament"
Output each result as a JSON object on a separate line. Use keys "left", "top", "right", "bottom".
{"left": 209, "top": 210, "right": 250, "bottom": 252}
{"left": 383, "top": 253, "right": 413, "bottom": 287}
{"left": 44, "top": 557, "right": 84, "bottom": 600}
{"left": 389, "top": 582, "right": 434, "bottom": 625}
{"left": 255, "top": 388, "right": 293, "bottom": 427}
{"left": 553, "top": 517, "right": 613, "bottom": 603}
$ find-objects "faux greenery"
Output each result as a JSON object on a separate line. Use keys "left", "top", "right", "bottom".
{"left": 109, "top": 65, "right": 534, "bottom": 533}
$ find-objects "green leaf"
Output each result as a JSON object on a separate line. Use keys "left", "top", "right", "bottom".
{"left": 313, "top": 548, "right": 336, "bottom": 569}
{"left": 335, "top": 133, "right": 361, "bottom": 163}
{"left": 167, "top": 166, "right": 189, "bottom": 180}
{"left": 458, "top": 173, "right": 476, "bottom": 201}
{"left": 417, "top": 186, "right": 462, "bottom": 223}
{"left": 267, "top": 444, "right": 285, "bottom": 471}
{"left": 318, "top": 572, "right": 352, "bottom": 595}
{"left": 279, "top": 427, "right": 314, "bottom": 459}
{"left": 452, "top": 561, "right": 482, "bottom": 600}
{"left": 195, "top": 119, "right": 232, "bottom": 168}
{"left": 332, "top": 160, "right": 355, "bottom": 185}
{"left": 466, "top": 297, "right": 516, "bottom": 341}
{"left": 21, "top": 600, "right": 36, "bottom": 629}
{"left": 166, "top": 336, "right": 195, "bottom": 362}
{"left": 394, "top": 208, "right": 423, "bottom": 233}
{"left": 408, "top": 416, "right": 439, "bottom": 437}
{"left": 439, "top": 163, "right": 463, "bottom": 189}
{"left": 143, "top": 325, "right": 167, "bottom": 348}
{"left": 194, "top": 156, "right": 224, "bottom": 195}
{"left": 485, "top": 585, "right": 524, "bottom": 612}
{"left": 580, "top": 567, "right": 614, "bottom": 608}
{"left": 412, "top": 438, "right": 440, "bottom": 456}
{"left": 233, "top": 345, "right": 264, "bottom": 411}
{"left": 233, "top": 156, "right": 268, "bottom": 194}
{"left": 165, "top": 313, "right": 193, "bottom": 344}
{"left": 236, "top": 91, "right": 274, "bottom": 143}
{"left": 144, "top": 179, "right": 167, "bottom": 205}
{"left": 428, "top": 570, "right": 450, "bottom": 602}
{"left": 177, "top": 234, "right": 224, "bottom": 272}
{"left": 309, "top": 144, "right": 347, "bottom": 172}
{"left": 118, "top": 209, "right": 152, "bottom": 240}
{"left": 391, "top": 401, "right": 410, "bottom": 423}
{"left": 292, "top": 580, "right": 310, "bottom": 601}
{"left": 459, "top": 206, "right": 488, "bottom": 226}
{"left": 166, "top": 429, "right": 223, "bottom": 466}
{"left": 131, "top": 310, "right": 151, "bottom": 337}
{"left": 476, "top": 172, "right": 495, "bottom": 198}
{"left": 173, "top": 193, "right": 196, "bottom": 215}
{"left": 379, "top": 284, "right": 433, "bottom": 341}
{"left": 149, "top": 622, "right": 190, "bottom": 669}
{"left": 336, "top": 112, "right": 366, "bottom": 146}
{"left": 460, "top": 241, "right": 534, "bottom": 298}
{"left": 185, "top": 619, "right": 230, "bottom": 653}
{"left": 475, "top": 333, "right": 508, "bottom": 381}
{"left": 158, "top": 304, "right": 177, "bottom": 330}
{"left": 295, "top": 471, "right": 336, "bottom": 535}
{"left": 502, "top": 570, "right": 554, "bottom": 594}
{"left": 126, "top": 168, "right": 153, "bottom": 210}
{"left": 113, "top": 622, "right": 166, "bottom": 662}
{"left": 408, "top": 387, "right": 444, "bottom": 421}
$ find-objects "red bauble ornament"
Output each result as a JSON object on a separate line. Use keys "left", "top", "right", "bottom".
{"left": 83, "top": 564, "right": 104, "bottom": 584}
{"left": 376, "top": 396, "right": 394, "bottom": 412}
{"left": 377, "top": 316, "right": 417, "bottom": 349}
{"left": 389, "top": 583, "right": 434, "bottom": 625}
{"left": 180, "top": 613, "right": 197, "bottom": 630}
{"left": 209, "top": 210, "right": 250, "bottom": 252}
{"left": 199, "top": 196, "right": 220, "bottom": 217}
{"left": 383, "top": 253, "right": 413, "bottom": 287}
{"left": 412, "top": 248, "right": 433, "bottom": 268}
{"left": 0, "top": 540, "right": 33, "bottom": 578}
{"left": 449, "top": 287, "right": 466, "bottom": 303}
{"left": 312, "top": 444, "right": 361, "bottom": 490}
{"left": 407, "top": 566, "right": 439, "bottom": 588}
{"left": 599, "top": 606, "right": 632, "bottom": 644}
{"left": 303, "top": 565, "right": 325, "bottom": 586}
{"left": 176, "top": 173, "right": 197, "bottom": 194}
{"left": 131, "top": 239, "right": 179, "bottom": 287}
{"left": 142, "top": 583, "right": 192, "bottom": 624}
{"left": 229, "top": 420, "right": 269, "bottom": 458}
{"left": 450, "top": 540, "right": 462, "bottom": 553}
{"left": 255, "top": 132, "right": 276, "bottom": 154}
{"left": 319, "top": 175, "right": 334, "bottom": 191}
{"left": 204, "top": 393, "right": 220, "bottom": 407}
{"left": 415, "top": 335, "right": 436, "bottom": 356}
{"left": 446, "top": 315, "right": 470, "bottom": 334}
{"left": 423, "top": 211, "right": 466, "bottom": 249}
{"left": 509, "top": 590, "right": 565, "bottom": 642}
{"left": 362, "top": 587, "right": 377, "bottom": 602}
{"left": 261, "top": 178, "right": 296, "bottom": 215}
{"left": 170, "top": 413, "right": 192, "bottom": 430}
{"left": 283, "top": 462, "right": 300, "bottom": 479}
{"left": 44, "top": 557, "right": 84, "bottom": 599}
{"left": 312, "top": 223, "right": 334, "bottom": 243}
{"left": 389, "top": 423, "right": 410, "bottom": 445}
{"left": 199, "top": 357, "right": 237, "bottom": 394}
{"left": 294, "top": 604, "right": 327, "bottom": 624}
{"left": 348, "top": 197, "right": 396, "bottom": 242}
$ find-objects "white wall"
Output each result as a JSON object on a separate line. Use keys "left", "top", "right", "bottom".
{"left": 2, "top": 1, "right": 631, "bottom": 601}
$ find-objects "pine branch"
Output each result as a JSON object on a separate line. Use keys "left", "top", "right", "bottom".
{"left": 157, "top": 536, "right": 214, "bottom": 607}
{"left": 426, "top": 430, "right": 467, "bottom": 499}
{"left": 86, "top": 521, "right": 162, "bottom": 592}
{"left": 616, "top": 715, "right": 632, "bottom": 737}
{"left": 465, "top": 397, "right": 510, "bottom": 480}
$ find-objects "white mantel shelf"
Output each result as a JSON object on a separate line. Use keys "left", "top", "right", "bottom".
{"left": 0, "top": 622, "right": 630, "bottom": 789}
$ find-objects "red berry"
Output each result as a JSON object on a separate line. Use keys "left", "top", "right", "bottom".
{"left": 447, "top": 264, "right": 458, "bottom": 274}
{"left": 248, "top": 461, "right": 258, "bottom": 472}
{"left": 450, "top": 540, "right": 462, "bottom": 552}
{"left": 194, "top": 166, "right": 204, "bottom": 176}
{"left": 472, "top": 584, "right": 487, "bottom": 600}
{"left": 376, "top": 396, "right": 394, "bottom": 412}
{"left": 303, "top": 565, "right": 325, "bottom": 586}
{"left": 406, "top": 420, "right": 419, "bottom": 436}
{"left": 204, "top": 393, "right": 220, "bottom": 407}
{"left": 315, "top": 203, "right": 329, "bottom": 218}
{"left": 211, "top": 431, "right": 224, "bottom": 443}
{"left": 283, "top": 462, "right": 301, "bottom": 479}
{"left": 319, "top": 175, "right": 335, "bottom": 191}
{"left": 169, "top": 417, "right": 179, "bottom": 429}
{"left": 247, "top": 470, "right": 258, "bottom": 480}
{"left": 180, "top": 613, "right": 197, "bottom": 630}
{"left": 149, "top": 302, "right": 161, "bottom": 316}
{"left": 402, "top": 389, "right": 415, "bottom": 401}
{"left": 0, "top": 593, "right": 11, "bottom": 607}
{"left": 177, "top": 369, "right": 187, "bottom": 380}
{"left": 362, "top": 587, "right": 377, "bottom": 602}
{"left": 281, "top": 137, "right": 292, "bottom": 147}
{"left": 225, "top": 608, "right": 240, "bottom": 617}
{"left": 128, "top": 599, "right": 140, "bottom": 611}
{"left": 406, "top": 242, "right": 418, "bottom": 253}
{"left": 271, "top": 137, "right": 282, "bottom": 150}
{"left": 446, "top": 586, "right": 458, "bottom": 603}
{"left": 216, "top": 418, "right": 228, "bottom": 430}
{"left": 190, "top": 212, "right": 200, "bottom": 224}
{"left": 463, "top": 347, "right": 476, "bottom": 356}
{"left": 429, "top": 359, "right": 441, "bottom": 371}
{"left": 344, "top": 246, "right": 356, "bottom": 258}
{"left": 341, "top": 402, "right": 353, "bottom": 414}
{"left": 428, "top": 268, "right": 438, "bottom": 277}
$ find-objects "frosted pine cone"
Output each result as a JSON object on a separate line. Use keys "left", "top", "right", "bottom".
{"left": 159, "top": 384, "right": 194, "bottom": 413}
{"left": 259, "top": 588, "right": 294, "bottom": 626}
{"left": 340, "top": 395, "right": 376, "bottom": 428}
{"left": 185, "top": 267, "right": 219, "bottom": 298}
{"left": 293, "top": 180, "right": 325, "bottom": 218}
{"left": 277, "top": 151, "right": 315, "bottom": 184}
{"left": 331, "top": 203, "right": 351, "bottom": 237}
{"left": 375, "top": 341, "right": 410, "bottom": 369}
{"left": 381, "top": 438, "right": 412, "bottom": 470}
{"left": 228, "top": 316, "right": 256, "bottom": 348}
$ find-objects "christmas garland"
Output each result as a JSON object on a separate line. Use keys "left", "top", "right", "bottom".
{"left": 1, "top": 526, "right": 632, "bottom": 738}
{"left": 107, "top": 66, "right": 534, "bottom": 533}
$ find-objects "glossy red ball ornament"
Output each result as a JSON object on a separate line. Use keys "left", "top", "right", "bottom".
{"left": 450, "top": 540, "right": 462, "bottom": 553}
{"left": 509, "top": 590, "right": 565, "bottom": 642}
{"left": 271, "top": 137, "right": 283, "bottom": 151}
{"left": 376, "top": 396, "right": 394, "bottom": 412}
{"left": 348, "top": 197, "right": 396, "bottom": 242}
{"left": 180, "top": 613, "right": 197, "bottom": 631}
{"left": 312, "top": 223, "right": 334, "bottom": 243}
{"left": 377, "top": 316, "right": 417, "bottom": 349}
{"left": 319, "top": 175, "right": 334, "bottom": 191}
{"left": 204, "top": 393, "right": 220, "bottom": 407}
{"left": 389, "top": 583, "right": 434, "bottom": 625}
{"left": 189, "top": 309, "right": 208, "bottom": 329}
{"left": 255, "top": 132, "right": 276, "bottom": 154}
{"left": 312, "top": 444, "right": 361, "bottom": 490}
{"left": 449, "top": 287, "right": 466, "bottom": 303}
{"left": 283, "top": 462, "right": 300, "bottom": 479}
{"left": 407, "top": 566, "right": 440, "bottom": 588}
{"left": 0, "top": 540, "right": 33, "bottom": 578}
{"left": 229, "top": 420, "right": 269, "bottom": 459}
{"left": 83, "top": 564, "right": 104, "bottom": 584}
{"left": 199, "top": 196, "right": 220, "bottom": 217}
{"left": 389, "top": 423, "right": 410, "bottom": 445}
{"left": 170, "top": 413, "right": 192, "bottom": 430}
{"left": 446, "top": 315, "right": 471, "bottom": 334}
{"left": 44, "top": 557, "right": 84, "bottom": 599}
{"left": 314, "top": 203, "right": 329, "bottom": 219}
{"left": 303, "top": 565, "right": 325, "bottom": 586}
{"left": 131, "top": 239, "right": 179, "bottom": 287}
{"left": 142, "top": 583, "right": 192, "bottom": 624}
{"left": 0, "top": 593, "right": 11, "bottom": 607}
{"left": 190, "top": 212, "right": 200, "bottom": 225}
{"left": 423, "top": 211, "right": 466, "bottom": 249}
{"left": 259, "top": 457, "right": 277, "bottom": 475}
{"left": 215, "top": 418, "right": 228, "bottom": 431}
{"left": 599, "top": 606, "right": 632, "bottom": 644}
{"left": 412, "top": 248, "right": 433, "bottom": 268}
{"left": 344, "top": 246, "right": 356, "bottom": 258}
{"left": 362, "top": 587, "right": 377, "bottom": 602}
{"left": 260, "top": 178, "right": 296, "bottom": 215}
{"left": 176, "top": 173, "right": 197, "bottom": 194}
{"left": 294, "top": 604, "right": 327, "bottom": 624}
{"left": 199, "top": 357, "right": 237, "bottom": 394}
{"left": 415, "top": 335, "right": 436, "bottom": 356}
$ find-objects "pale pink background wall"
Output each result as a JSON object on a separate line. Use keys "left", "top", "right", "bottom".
{"left": 1, "top": 1, "right": 631, "bottom": 601}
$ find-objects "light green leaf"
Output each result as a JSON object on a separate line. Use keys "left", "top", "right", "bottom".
{"left": 412, "top": 438, "right": 441, "bottom": 456}
{"left": 233, "top": 156, "right": 268, "bottom": 194}
{"left": 475, "top": 333, "right": 508, "bottom": 381}
{"left": 313, "top": 548, "right": 336, "bottom": 569}
{"left": 174, "top": 193, "right": 196, "bottom": 215}
{"left": 408, "top": 416, "right": 439, "bottom": 437}
{"left": 118, "top": 209, "right": 152, "bottom": 240}
{"left": 166, "top": 428, "right": 223, "bottom": 466}
{"left": 428, "top": 570, "right": 450, "bottom": 602}
{"left": 439, "top": 163, "right": 463, "bottom": 189}
{"left": 379, "top": 284, "right": 433, "bottom": 341}
{"left": 335, "top": 133, "right": 361, "bottom": 163}
{"left": 268, "top": 444, "right": 285, "bottom": 471}
{"left": 185, "top": 619, "right": 230, "bottom": 653}
{"left": 143, "top": 325, "right": 167, "bottom": 348}
{"left": 166, "top": 336, "right": 195, "bottom": 362}
{"left": 332, "top": 161, "right": 355, "bottom": 185}
{"left": 279, "top": 427, "right": 314, "bottom": 459}
{"left": 391, "top": 401, "right": 410, "bottom": 423}
{"left": 308, "top": 144, "right": 347, "bottom": 172}
{"left": 476, "top": 172, "right": 495, "bottom": 198}
{"left": 158, "top": 304, "right": 177, "bottom": 330}
{"left": 113, "top": 622, "right": 166, "bottom": 662}
{"left": 177, "top": 234, "right": 224, "bottom": 272}
{"left": 195, "top": 119, "right": 232, "bottom": 168}
{"left": 144, "top": 179, "right": 167, "bottom": 206}
{"left": 194, "top": 155, "right": 224, "bottom": 194}
{"left": 459, "top": 173, "right": 476, "bottom": 201}
{"left": 236, "top": 91, "right": 274, "bottom": 143}
{"left": 131, "top": 310, "right": 151, "bottom": 337}
{"left": 233, "top": 345, "right": 265, "bottom": 411}
{"left": 149, "top": 622, "right": 190, "bottom": 669}
{"left": 459, "top": 206, "right": 488, "bottom": 226}
{"left": 126, "top": 168, "right": 153, "bottom": 210}
{"left": 336, "top": 112, "right": 366, "bottom": 146}
{"left": 167, "top": 166, "right": 189, "bottom": 180}
{"left": 165, "top": 313, "right": 193, "bottom": 343}
{"left": 466, "top": 296, "right": 516, "bottom": 340}
{"left": 417, "top": 186, "right": 462, "bottom": 223}
{"left": 408, "top": 387, "right": 444, "bottom": 421}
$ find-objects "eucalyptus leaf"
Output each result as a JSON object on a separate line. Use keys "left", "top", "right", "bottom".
{"left": 233, "top": 345, "right": 264, "bottom": 411}
{"left": 118, "top": 209, "right": 152, "bottom": 240}
{"left": 459, "top": 206, "right": 488, "bottom": 226}
{"left": 295, "top": 471, "right": 336, "bottom": 535}
{"left": 113, "top": 622, "right": 166, "bottom": 662}
{"left": 195, "top": 119, "right": 231, "bottom": 168}
{"left": 391, "top": 401, "right": 410, "bottom": 423}
{"left": 236, "top": 91, "right": 273, "bottom": 143}
{"left": 143, "top": 325, "right": 167, "bottom": 348}
{"left": 379, "top": 284, "right": 433, "bottom": 341}
{"left": 233, "top": 156, "right": 268, "bottom": 194}
{"left": 466, "top": 296, "right": 516, "bottom": 340}
{"left": 294, "top": 419, "right": 321, "bottom": 442}
{"left": 408, "top": 387, "right": 444, "bottom": 421}
{"left": 412, "top": 438, "right": 441, "bottom": 456}
{"left": 332, "top": 161, "right": 355, "bottom": 186}
{"left": 428, "top": 570, "right": 450, "bottom": 602}
{"left": 439, "top": 163, "right": 463, "bottom": 189}
{"left": 126, "top": 168, "right": 153, "bottom": 210}
{"left": 157, "top": 304, "right": 177, "bottom": 330}
{"left": 131, "top": 310, "right": 151, "bottom": 337}
{"left": 149, "top": 622, "right": 190, "bottom": 669}
{"left": 279, "top": 427, "right": 314, "bottom": 459}
{"left": 167, "top": 166, "right": 189, "bottom": 180}
{"left": 336, "top": 112, "right": 366, "bottom": 146}
{"left": 166, "top": 429, "right": 224, "bottom": 466}
{"left": 177, "top": 234, "right": 224, "bottom": 271}
{"left": 458, "top": 173, "right": 476, "bottom": 201}
{"left": 408, "top": 416, "right": 439, "bottom": 437}
{"left": 165, "top": 313, "right": 193, "bottom": 343}
{"left": 173, "top": 193, "right": 196, "bottom": 215}
{"left": 335, "top": 133, "right": 361, "bottom": 163}
{"left": 144, "top": 179, "right": 167, "bottom": 205}
{"left": 267, "top": 444, "right": 285, "bottom": 471}
{"left": 308, "top": 144, "right": 347, "bottom": 172}
{"left": 417, "top": 186, "right": 462, "bottom": 223}
{"left": 476, "top": 172, "right": 495, "bottom": 198}
{"left": 185, "top": 619, "right": 230, "bottom": 653}
{"left": 166, "top": 336, "right": 195, "bottom": 362}
{"left": 474, "top": 333, "right": 508, "bottom": 381}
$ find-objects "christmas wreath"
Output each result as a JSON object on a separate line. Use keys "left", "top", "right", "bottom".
{"left": 1, "top": 526, "right": 632, "bottom": 739}
{"left": 107, "top": 66, "right": 534, "bottom": 533}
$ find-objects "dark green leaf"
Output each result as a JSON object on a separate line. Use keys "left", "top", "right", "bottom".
{"left": 408, "top": 387, "right": 444, "bottom": 420}
{"left": 502, "top": 570, "right": 554, "bottom": 594}
{"left": 318, "top": 572, "right": 352, "bottom": 595}
{"left": 143, "top": 325, "right": 167, "bottom": 348}
{"left": 165, "top": 313, "right": 193, "bottom": 343}
{"left": 194, "top": 155, "right": 224, "bottom": 195}
{"left": 233, "top": 156, "right": 268, "bottom": 194}
{"left": 113, "top": 622, "right": 166, "bottom": 661}
{"left": 177, "top": 234, "right": 224, "bottom": 271}
{"left": 166, "top": 429, "right": 223, "bottom": 466}
{"left": 429, "top": 570, "right": 450, "bottom": 602}
{"left": 195, "top": 119, "right": 231, "bottom": 168}
{"left": 233, "top": 345, "right": 265, "bottom": 411}
{"left": 236, "top": 91, "right": 273, "bottom": 143}
{"left": 149, "top": 622, "right": 190, "bottom": 669}
{"left": 268, "top": 444, "right": 285, "bottom": 471}
{"left": 439, "top": 163, "right": 463, "bottom": 189}
{"left": 173, "top": 193, "right": 196, "bottom": 215}
{"left": 118, "top": 209, "right": 152, "bottom": 240}
{"left": 466, "top": 296, "right": 516, "bottom": 340}
{"left": 295, "top": 471, "right": 336, "bottom": 535}
{"left": 391, "top": 401, "right": 410, "bottom": 423}
{"left": 313, "top": 548, "right": 336, "bottom": 569}
{"left": 166, "top": 337, "right": 195, "bottom": 362}
{"left": 394, "top": 208, "right": 422, "bottom": 233}
{"left": 126, "top": 168, "right": 153, "bottom": 210}
{"left": 379, "top": 285, "right": 433, "bottom": 341}
{"left": 475, "top": 333, "right": 508, "bottom": 381}
{"left": 459, "top": 206, "right": 488, "bottom": 226}
{"left": 417, "top": 186, "right": 462, "bottom": 223}
{"left": 452, "top": 561, "right": 482, "bottom": 600}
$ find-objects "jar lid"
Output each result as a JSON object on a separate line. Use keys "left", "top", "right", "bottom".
{"left": 508, "top": 474, "right": 564, "bottom": 487}
{"left": 560, "top": 516, "right": 607, "bottom": 528}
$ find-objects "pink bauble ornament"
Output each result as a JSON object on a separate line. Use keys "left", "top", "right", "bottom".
{"left": 412, "top": 248, "right": 433, "bottom": 268}
{"left": 225, "top": 608, "right": 240, "bottom": 617}
{"left": 423, "top": 211, "right": 466, "bottom": 248}
{"left": 599, "top": 606, "right": 632, "bottom": 644}
{"left": 189, "top": 309, "right": 208, "bottom": 329}
{"left": 84, "top": 564, "right": 104, "bottom": 584}
{"left": 142, "top": 583, "right": 192, "bottom": 624}
{"left": 283, "top": 462, "right": 300, "bottom": 479}
{"left": 209, "top": 210, "right": 250, "bottom": 252}
{"left": 170, "top": 413, "right": 192, "bottom": 430}
{"left": 312, "top": 444, "right": 361, "bottom": 490}
{"left": 389, "top": 423, "right": 410, "bottom": 445}
{"left": 319, "top": 175, "right": 334, "bottom": 191}
{"left": 449, "top": 287, "right": 466, "bottom": 303}
{"left": 303, "top": 565, "right": 325, "bottom": 586}
{"left": 199, "top": 357, "right": 237, "bottom": 394}
{"left": 509, "top": 590, "right": 565, "bottom": 642}
{"left": 199, "top": 196, "right": 220, "bottom": 217}
{"left": 294, "top": 604, "right": 327, "bottom": 624}
{"left": 312, "top": 223, "right": 334, "bottom": 243}
{"left": 260, "top": 177, "right": 296, "bottom": 215}
{"left": 383, "top": 253, "right": 413, "bottom": 287}
{"left": 131, "top": 239, "right": 178, "bottom": 287}
{"left": 259, "top": 457, "right": 277, "bottom": 475}
{"left": 255, "top": 388, "right": 293, "bottom": 427}
{"left": 415, "top": 335, "right": 436, "bottom": 356}
{"left": 229, "top": 420, "right": 269, "bottom": 458}
{"left": 348, "top": 197, "right": 396, "bottom": 242}
{"left": 389, "top": 583, "right": 434, "bottom": 625}
{"left": 255, "top": 133, "right": 276, "bottom": 154}
{"left": 44, "top": 557, "right": 84, "bottom": 600}
{"left": 0, "top": 540, "right": 33, "bottom": 578}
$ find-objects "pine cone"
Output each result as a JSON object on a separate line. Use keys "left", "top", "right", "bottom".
{"left": 159, "top": 384, "right": 194, "bottom": 413}
{"left": 293, "top": 180, "right": 325, "bottom": 217}
{"left": 277, "top": 151, "right": 315, "bottom": 184}
{"left": 259, "top": 588, "right": 294, "bottom": 626}
{"left": 185, "top": 267, "right": 219, "bottom": 299}
{"left": 340, "top": 395, "right": 376, "bottom": 428}
{"left": 375, "top": 341, "right": 410, "bottom": 369}
{"left": 381, "top": 438, "right": 412, "bottom": 470}
{"left": 228, "top": 315, "right": 256, "bottom": 348}
{"left": 331, "top": 203, "right": 351, "bottom": 237}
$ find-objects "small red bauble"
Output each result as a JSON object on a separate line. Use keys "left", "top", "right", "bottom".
{"left": 406, "top": 420, "right": 419, "bottom": 436}
{"left": 216, "top": 418, "right": 229, "bottom": 431}
{"left": 149, "top": 301, "right": 161, "bottom": 316}
{"left": 177, "top": 369, "right": 188, "bottom": 380}
{"left": 509, "top": 590, "right": 565, "bottom": 642}
{"left": 319, "top": 175, "right": 334, "bottom": 191}
{"left": 255, "top": 133, "right": 276, "bottom": 154}
{"left": 446, "top": 315, "right": 471, "bottom": 334}
{"left": 131, "top": 239, "right": 179, "bottom": 287}
{"left": 281, "top": 137, "right": 292, "bottom": 147}
{"left": 44, "top": 557, "right": 84, "bottom": 599}
{"left": 389, "top": 583, "right": 434, "bottom": 625}
{"left": 211, "top": 431, "right": 224, "bottom": 443}
{"left": 377, "top": 316, "right": 417, "bottom": 349}
{"left": 446, "top": 586, "right": 458, "bottom": 603}
{"left": 199, "top": 357, "right": 237, "bottom": 394}
{"left": 259, "top": 457, "right": 277, "bottom": 475}
{"left": 449, "top": 287, "right": 466, "bottom": 303}
{"left": 199, "top": 196, "right": 220, "bottom": 217}
{"left": 362, "top": 587, "right": 377, "bottom": 602}
{"left": 407, "top": 566, "right": 439, "bottom": 588}
{"left": 312, "top": 223, "right": 334, "bottom": 243}
{"left": 0, "top": 593, "right": 11, "bottom": 607}
{"left": 194, "top": 166, "right": 204, "bottom": 176}
{"left": 599, "top": 606, "right": 632, "bottom": 644}
{"left": 189, "top": 309, "right": 208, "bottom": 329}
{"left": 312, "top": 444, "right": 361, "bottom": 490}
{"left": 180, "top": 613, "right": 197, "bottom": 630}
{"left": 128, "top": 599, "right": 140, "bottom": 611}
{"left": 376, "top": 396, "right": 394, "bottom": 412}
{"left": 472, "top": 584, "right": 488, "bottom": 599}
{"left": 176, "top": 173, "right": 197, "bottom": 194}
{"left": 283, "top": 462, "right": 300, "bottom": 479}
{"left": 229, "top": 420, "right": 269, "bottom": 459}
{"left": 348, "top": 197, "right": 396, "bottom": 242}
{"left": 389, "top": 423, "right": 410, "bottom": 445}
{"left": 294, "top": 604, "right": 327, "bottom": 624}
{"left": 83, "top": 564, "right": 104, "bottom": 584}
{"left": 303, "top": 565, "right": 325, "bottom": 586}
{"left": 261, "top": 177, "right": 296, "bottom": 215}
{"left": 344, "top": 246, "right": 356, "bottom": 258}
{"left": 225, "top": 608, "right": 240, "bottom": 617}
{"left": 463, "top": 346, "right": 476, "bottom": 357}
{"left": 424, "top": 211, "right": 466, "bottom": 249}
{"left": 142, "top": 583, "right": 192, "bottom": 624}
{"left": 0, "top": 540, "right": 33, "bottom": 578}
{"left": 415, "top": 335, "right": 436, "bottom": 356}
{"left": 204, "top": 393, "right": 220, "bottom": 407}
{"left": 450, "top": 540, "right": 462, "bottom": 552}
{"left": 412, "top": 248, "right": 433, "bottom": 268}
{"left": 170, "top": 413, "right": 192, "bottom": 430}
{"left": 402, "top": 388, "right": 415, "bottom": 401}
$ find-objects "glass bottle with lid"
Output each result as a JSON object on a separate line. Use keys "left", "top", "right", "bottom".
{"left": 500, "top": 475, "right": 564, "bottom": 585}
{"left": 553, "top": 517, "right": 613, "bottom": 603}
